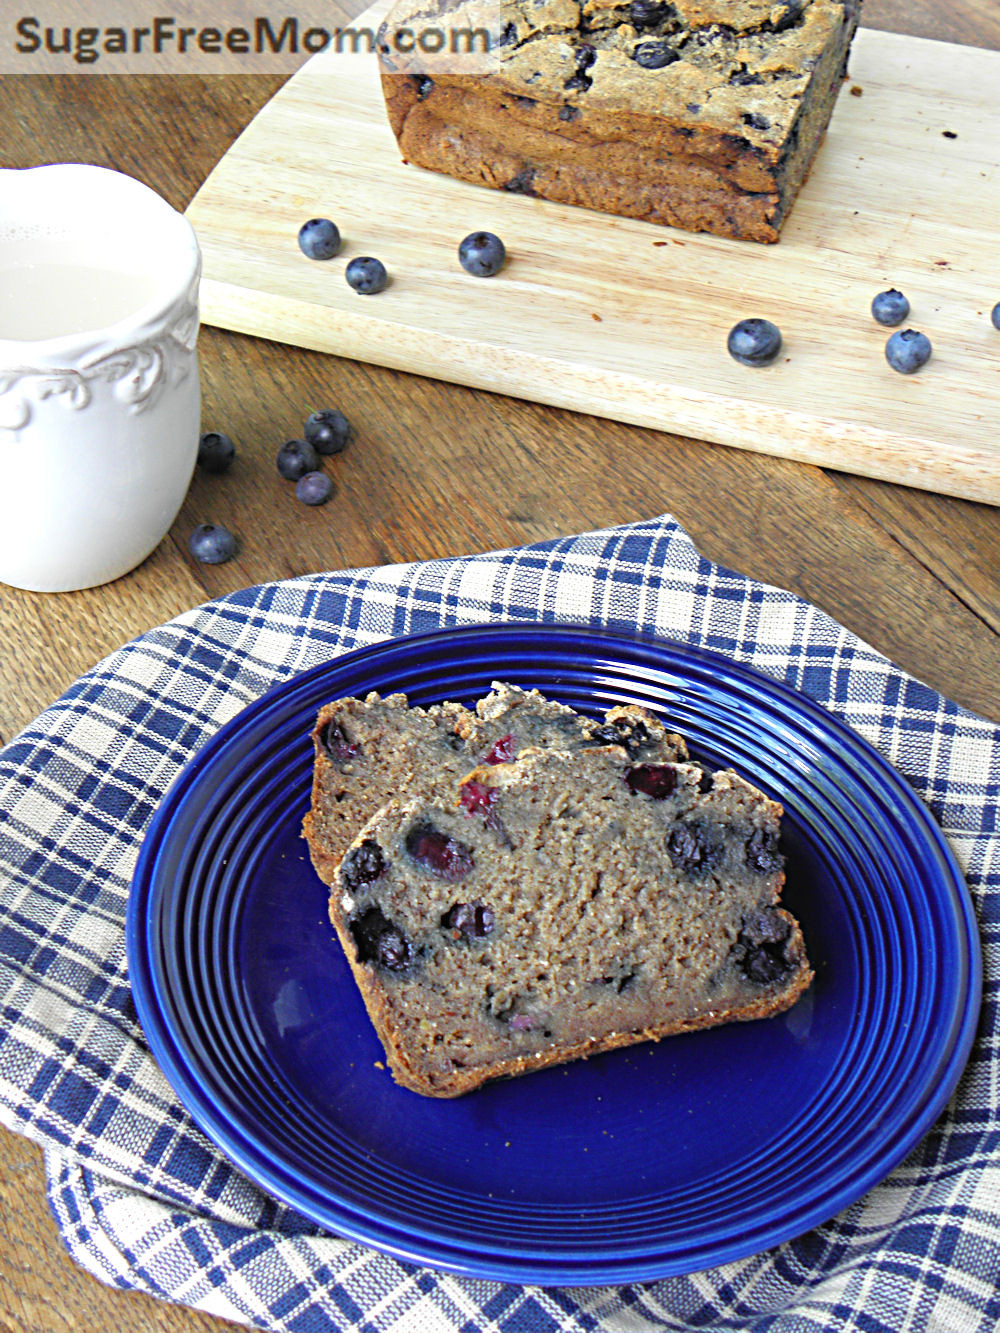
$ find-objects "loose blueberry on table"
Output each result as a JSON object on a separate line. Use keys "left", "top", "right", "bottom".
{"left": 189, "top": 523, "right": 237, "bottom": 565}
{"left": 304, "top": 408, "right": 351, "bottom": 455}
{"left": 458, "top": 231, "right": 507, "bottom": 277}
{"left": 276, "top": 437, "right": 320, "bottom": 480}
{"left": 297, "top": 218, "right": 342, "bottom": 260}
{"left": 991, "top": 302, "right": 1000, "bottom": 331}
{"left": 727, "top": 318, "right": 783, "bottom": 366}
{"left": 296, "top": 470, "right": 334, "bottom": 506}
{"left": 885, "top": 328, "right": 932, "bottom": 374}
{"left": 870, "top": 288, "right": 910, "bottom": 327}
{"left": 196, "top": 430, "right": 235, "bottom": 474}
{"left": 345, "top": 256, "right": 388, "bottom": 294}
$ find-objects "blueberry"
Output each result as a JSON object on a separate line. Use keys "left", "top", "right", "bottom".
{"left": 349, "top": 905, "right": 412, "bottom": 971}
{"left": 564, "top": 43, "right": 596, "bottom": 91}
{"left": 625, "top": 764, "right": 677, "bottom": 798}
{"left": 633, "top": 40, "right": 679, "bottom": 68}
{"left": 189, "top": 523, "right": 237, "bottom": 564}
{"left": 481, "top": 732, "right": 515, "bottom": 764}
{"left": 405, "top": 821, "right": 475, "bottom": 881}
{"left": 298, "top": 217, "right": 342, "bottom": 260}
{"left": 321, "top": 719, "right": 359, "bottom": 766}
{"left": 745, "top": 826, "right": 783, "bottom": 875}
{"left": 197, "top": 430, "right": 235, "bottom": 474}
{"left": 589, "top": 723, "right": 626, "bottom": 748}
{"left": 276, "top": 437, "right": 319, "bottom": 480}
{"left": 589, "top": 716, "right": 651, "bottom": 757}
{"left": 727, "top": 318, "right": 782, "bottom": 366}
{"left": 304, "top": 408, "right": 351, "bottom": 455}
{"left": 629, "top": 0, "right": 675, "bottom": 28}
{"left": 503, "top": 167, "right": 537, "bottom": 196}
{"left": 871, "top": 288, "right": 910, "bottom": 326}
{"left": 741, "top": 948, "right": 790, "bottom": 984}
{"left": 459, "top": 780, "right": 500, "bottom": 817}
{"left": 733, "top": 910, "right": 793, "bottom": 984}
{"left": 769, "top": 1, "right": 803, "bottom": 32}
{"left": 458, "top": 230, "right": 507, "bottom": 278}
{"left": 296, "top": 471, "right": 334, "bottom": 506}
{"left": 741, "top": 908, "right": 790, "bottom": 947}
{"left": 885, "top": 328, "right": 932, "bottom": 374}
{"left": 991, "top": 302, "right": 1000, "bottom": 331}
{"left": 341, "top": 839, "right": 386, "bottom": 892}
{"left": 345, "top": 256, "right": 388, "bottom": 294}
{"left": 665, "top": 820, "right": 722, "bottom": 874}
{"left": 441, "top": 901, "right": 495, "bottom": 938}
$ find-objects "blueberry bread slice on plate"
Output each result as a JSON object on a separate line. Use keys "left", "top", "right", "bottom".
{"left": 328, "top": 744, "right": 812, "bottom": 1097}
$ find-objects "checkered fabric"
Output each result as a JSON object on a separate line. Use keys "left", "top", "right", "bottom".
{"left": 1, "top": 514, "right": 998, "bottom": 1333}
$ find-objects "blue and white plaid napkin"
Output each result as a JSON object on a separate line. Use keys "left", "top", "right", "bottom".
{"left": 1, "top": 514, "right": 998, "bottom": 1333}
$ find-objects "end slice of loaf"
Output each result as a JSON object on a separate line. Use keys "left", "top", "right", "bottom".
{"left": 329, "top": 744, "right": 812, "bottom": 1097}
{"left": 302, "top": 682, "right": 687, "bottom": 885}
{"left": 377, "top": 0, "right": 861, "bottom": 241}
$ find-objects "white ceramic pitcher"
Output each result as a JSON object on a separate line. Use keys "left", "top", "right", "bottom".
{"left": 0, "top": 164, "right": 201, "bottom": 592}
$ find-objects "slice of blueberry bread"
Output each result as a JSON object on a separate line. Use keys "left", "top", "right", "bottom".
{"left": 330, "top": 745, "right": 812, "bottom": 1097}
{"left": 302, "top": 682, "right": 687, "bottom": 886}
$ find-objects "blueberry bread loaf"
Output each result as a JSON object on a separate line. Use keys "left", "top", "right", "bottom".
{"left": 303, "top": 682, "right": 687, "bottom": 885}
{"left": 378, "top": 0, "right": 860, "bottom": 241}
{"left": 330, "top": 744, "right": 812, "bottom": 1096}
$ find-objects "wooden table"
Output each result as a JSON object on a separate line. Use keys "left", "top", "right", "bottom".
{"left": 1, "top": 2, "right": 998, "bottom": 1327}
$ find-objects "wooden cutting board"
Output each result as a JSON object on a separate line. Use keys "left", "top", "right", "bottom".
{"left": 186, "top": 24, "right": 1000, "bottom": 504}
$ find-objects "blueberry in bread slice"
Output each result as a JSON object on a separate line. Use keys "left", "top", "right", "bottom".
{"left": 329, "top": 744, "right": 812, "bottom": 1097}
{"left": 302, "top": 682, "right": 686, "bottom": 885}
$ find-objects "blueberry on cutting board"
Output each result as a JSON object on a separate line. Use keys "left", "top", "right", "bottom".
{"left": 871, "top": 289, "right": 910, "bottom": 327}
{"left": 885, "top": 329, "right": 932, "bottom": 374}
{"left": 298, "top": 218, "right": 341, "bottom": 260}
{"left": 727, "top": 318, "right": 783, "bottom": 366}
{"left": 458, "top": 231, "right": 506, "bottom": 277}
{"left": 345, "top": 257, "right": 388, "bottom": 294}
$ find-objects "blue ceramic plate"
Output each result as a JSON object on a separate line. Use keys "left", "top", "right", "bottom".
{"left": 127, "top": 624, "right": 981, "bottom": 1286}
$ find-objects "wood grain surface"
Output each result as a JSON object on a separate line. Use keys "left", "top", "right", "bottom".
{"left": 0, "top": 3, "right": 999, "bottom": 1330}
{"left": 188, "top": 24, "right": 1000, "bottom": 504}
